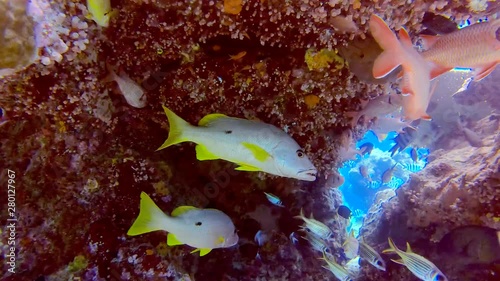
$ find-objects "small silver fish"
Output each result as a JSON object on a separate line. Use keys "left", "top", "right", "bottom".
{"left": 359, "top": 165, "right": 371, "bottom": 181}
{"left": 410, "top": 147, "right": 418, "bottom": 162}
{"left": 254, "top": 230, "right": 270, "bottom": 246}
{"left": 105, "top": 64, "right": 147, "bottom": 108}
{"left": 457, "top": 121, "right": 483, "bottom": 147}
{"left": 289, "top": 232, "right": 299, "bottom": 245}
{"left": 381, "top": 163, "right": 398, "bottom": 184}
{"left": 359, "top": 238, "right": 386, "bottom": 271}
{"left": 264, "top": 192, "right": 284, "bottom": 207}
{"left": 383, "top": 238, "right": 448, "bottom": 281}
{"left": 294, "top": 208, "right": 332, "bottom": 240}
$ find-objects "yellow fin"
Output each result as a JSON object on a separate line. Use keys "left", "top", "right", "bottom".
{"left": 242, "top": 142, "right": 271, "bottom": 162}
{"left": 167, "top": 233, "right": 183, "bottom": 246}
{"left": 191, "top": 248, "right": 212, "bottom": 256}
{"left": 216, "top": 236, "right": 225, "bottom": 245}
{"left": 391, "top": 258, "right": 405, "bottom": 265}
{"left": 382, "top": 237, "right": 398, "bottom": 254}
{"left": 157, "top": 105, "right": 192, "bottom": 151}
{"left": 195, "top": 144, "right": 219, "bottom": 161}
{"left": 127, "top": 192, "right": 167, "bottom": 236}
{"left": 171, "top": 206, "right": 197, "bottom": 217}
{"left": 86, "top": 0, "right": 112, "bottom": 27}
{"left": 406, "top": 242, "right": 413, "bottom": 253}
{"left": 235, "top": 164, "right": 261, "bottom": 171}
{"left": 198, "top": 113, "right": 227, "bottom": 126}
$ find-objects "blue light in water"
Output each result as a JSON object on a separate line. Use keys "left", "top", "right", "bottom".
{"left": 337, "top": 130, "right": 429, "bottom": 236}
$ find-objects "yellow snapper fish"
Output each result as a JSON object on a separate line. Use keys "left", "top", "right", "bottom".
{"left": 320, "top": 252, "right": 354, "bottom": 281}
{"left": 420, "top": 19, "right": 500, "bottom": 81}
{"left": 358, "top": 238, "right": 386, "bottom": 271}
{"left": 294, "top": 208, "right": 332, "bottom": 239}
{"left": 104, "top": 64, "right": 147, "bottom": 108}
{"left": 383, "top": 237, "right": 448, "bottom": 281}
{"left": 158, "top": 106, "right": 317, "bottom": 181}
{"left": 370, "top": 14, "right": 433, "bottom": 121}
{"left": 127, "top": 192, "right": 238, "bottom": 256}
{"left": 86, "top": 0, "right": 112, "bottom": 27}
{"left": 343, "top": 230, "right": 359, "bottom": 259}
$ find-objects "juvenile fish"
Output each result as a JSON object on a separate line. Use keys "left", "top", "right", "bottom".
{"left": 359, "top": 165, "right": 371, "bottom": 182}
{"left": 359, "top": 238, "right": 386, "bottom": 271}
{"left": 294, "top": 208, "right": 332, "bottom": 239}
{"left": 381, "top": 163, "right": 398, "bottom": 184}
{"left": 127, "top": 192, "right": 239, "bottom": 256}
{"left": 157, "top": 106, "right": 317, "bottom": 181}
{"left": 264, "top": 192, "right": 284, "bottom": 207}
{"left": 105, "top": 64, "right": 147, "bottom": 108}
{"left": 383, "top": 237, "right": 448, "bottom": 281}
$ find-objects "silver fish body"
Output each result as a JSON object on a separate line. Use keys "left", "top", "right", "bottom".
{"left": 294, "top": 208, "right": 332, "bottom": 240}
{"left": 359, "top": 239, "right": 386, "bottom": 271}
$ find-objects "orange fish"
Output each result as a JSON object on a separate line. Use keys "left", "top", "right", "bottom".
{"left": 229, "top": 51, "right": 247, "bottom": 61}
{"left": 421, "top": 19, "right": 500, "bottom": 81}
{"left": 369, "top": 14, "right": 432, "bottom": 121}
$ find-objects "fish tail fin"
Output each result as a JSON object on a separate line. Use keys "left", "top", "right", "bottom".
{"left": 382, "top": 237, "right": 399, "bottom": 254}
{"left": 369, "top": 15, "right": 403, "bottom": 79}
{"left": 157, "top": 106, "right": 193, "bottom": 151}
{"left": 127, "top": 192, "right": 170, "bottom": 236}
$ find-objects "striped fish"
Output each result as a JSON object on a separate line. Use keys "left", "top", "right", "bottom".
{"left": 302, "top": 231, "right": 332, "bottom": 256}
{"left": 389, "top": 126, "right": 417, "bottom": 156}
{"left": 359, "top": 239, "right": 386, "bottom": 271}
{"left": 383, "top": 238, "right": 448, "bottom": 281}
{"left": 320, "top": 252, "right": 354, "bottom": 281}
{"left": 294, "top": 208, "right": 332, "bottom": 240}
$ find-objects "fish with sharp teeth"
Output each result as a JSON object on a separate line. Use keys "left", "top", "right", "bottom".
{"left": 420, "top": 19, "right": 500, "bottom": 81}
{"left": 358, "top": 238, "right": 386, "bottom": 271}
{"left": 383, "top": 237, "right": 448, "bottom": 281}
{"left": 127, "top": 192, "right": 239, "bottom": 256}
{"left": 370, "top": 14, "right": 433, "bottom": 121}
{"left": 157, "top": 106, "right": 317, "bottom": 181}
{"left": 294, "top": 208, "right": 332, "bottom": 240}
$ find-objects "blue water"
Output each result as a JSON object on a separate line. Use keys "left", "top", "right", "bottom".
{"left": 337, "top": 130, "right": 429, "bottom": 236}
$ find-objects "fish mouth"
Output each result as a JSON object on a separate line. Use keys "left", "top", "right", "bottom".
{"left": 297, "top": 168, "right": 317, "bottom": 181}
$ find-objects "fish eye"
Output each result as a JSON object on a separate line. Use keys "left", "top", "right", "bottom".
{"left": 376, "top": 261, "right": 383, "bottom": 266}
{"left": 325, "top": 248, "right": 330, "bottom": 253}
{"left": 435, "top": 275, "right": 446, "bottom": 281}
{"left": 195, "top": 222, "right": 202, "bottom": 226}
{"left": 296, "top": 149, "right": 305, "bottom": 158}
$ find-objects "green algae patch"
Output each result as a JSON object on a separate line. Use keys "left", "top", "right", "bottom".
{"left": 305, "top": 48, "right": 345, "bottom": 71}
{"left": 68, "top": 255, "right": 88, "bottom": 272}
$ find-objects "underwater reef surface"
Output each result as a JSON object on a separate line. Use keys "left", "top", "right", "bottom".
{"left": 0, "top": 0, "right": 498, "bottom": 280}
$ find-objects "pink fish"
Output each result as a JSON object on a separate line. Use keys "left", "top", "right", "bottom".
{"left": 421, "top": 19, "right": 500, "bottom": 81}
{"left": 370, "top": 116, "right": 415, "bottom": 141}
{"left": 369, "top": 15, "right": 433, "bottom": 121}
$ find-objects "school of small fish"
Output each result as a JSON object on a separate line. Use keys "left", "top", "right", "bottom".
{"left": 112, "top": 7, "right": 499, "bottom": 280}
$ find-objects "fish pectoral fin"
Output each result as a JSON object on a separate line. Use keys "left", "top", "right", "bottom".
{"left": 191, "top": 248, "right": 212, "bottom": 256}
{"left": 373, "top": 51, "right": 401, "bottom": 79}
{"left": 167, "top": 233, "right": 184, "bottom": 246}
{"left": 216, "top": 236, "right": 225, "bottom": 245}
{"left": 171, "top": 206, "right": 197, "bottom": 217}
{"left": 429, "top": 64, "right": 452, "bottom": 80}
{"left": 241, "top": 142, "right": 272, "bottom": 162}
{"left": 195, "top": 144, "right": 219, "bottom": 161}
{"left": 391, "top": 258, "right": 405, "bottom": 265}
{"left": 419, "top": 34, "right": 440, "bottom": 49}
{"left": 235, "top": 164, "right": 261, "bottom": 172}
{"left": 198, "top": 113, "right": 227, "bottom": 126}
{"left": 473, "top": 63, "right": 498, "bottom": 82}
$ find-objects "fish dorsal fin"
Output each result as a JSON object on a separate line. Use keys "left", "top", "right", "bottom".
{"left": 398, "top": 28, "right": 413, "bottom": 49}
{"left": 167, "top": 233, "right": 184, "bottom": 246}
{"left": 419, "top": 34, "right": 440, "bottom": 49}
{"left": 406, "top": 242, "right": 413, "bottom": 253}
{"left": 171, "top": 206, "right": 197, "bottom": 217}
{"left": 191, "top": 248, "right": 212, "bottom": 256}
{"left": 198, "top": 113, "right": 227, "bottom": 126}
{"left": 195, "top": 144, "right": 219, "bottom": 161}
{"left": 242, "top": 142, "right": 272, "bottom": 162}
